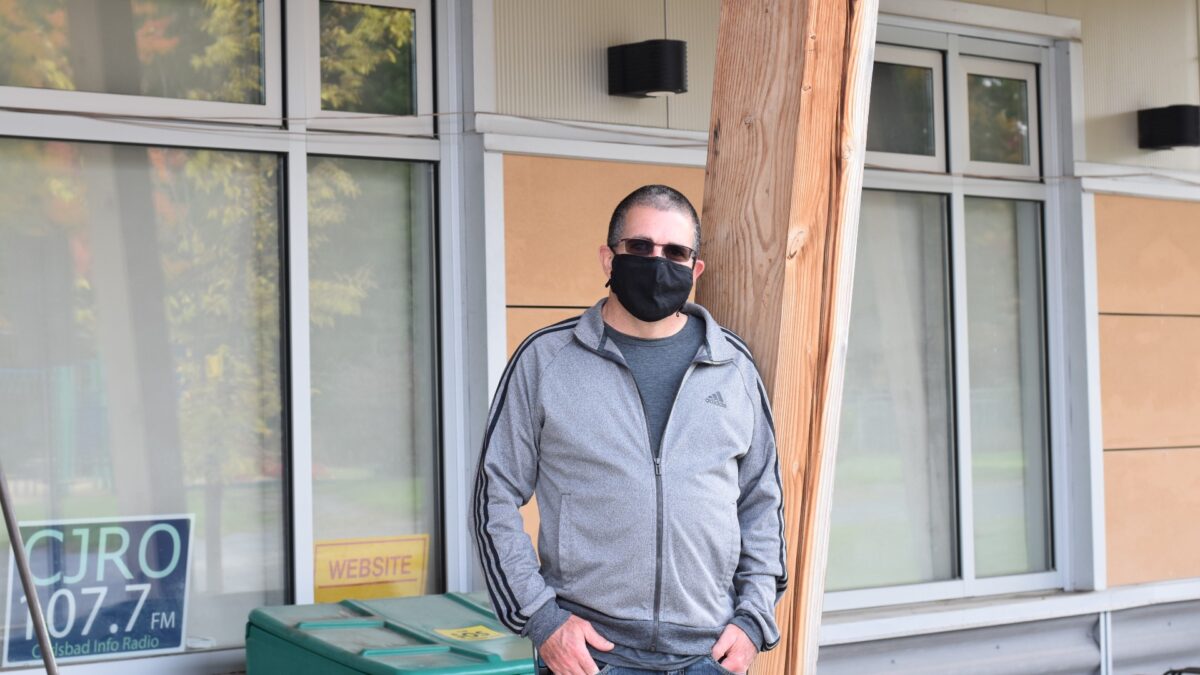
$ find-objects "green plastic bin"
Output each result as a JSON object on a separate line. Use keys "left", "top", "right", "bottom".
{"left": 246, "top": 592, "right": 534, "bottom": 675}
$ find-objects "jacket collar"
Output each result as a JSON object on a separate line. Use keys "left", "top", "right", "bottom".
{"left": 573, "top": 297, "right": 738, "bottom": 365}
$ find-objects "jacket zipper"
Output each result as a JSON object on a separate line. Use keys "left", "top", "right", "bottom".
{"left": 648, "top": 362, "right": 698, "bottom": 652}
{"left": 588, "top": 336, "right": 707, "bottom": 652}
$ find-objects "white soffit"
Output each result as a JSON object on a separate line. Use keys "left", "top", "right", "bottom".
{"left": 879, "top": 0, "right": 1082, "bottom": 40}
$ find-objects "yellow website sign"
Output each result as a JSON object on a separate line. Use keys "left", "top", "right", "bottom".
{"left": 314, "top": 535, "right": 429, "bottom": 603}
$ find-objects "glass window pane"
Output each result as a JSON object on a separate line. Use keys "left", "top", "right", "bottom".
{"left": 308, "top": 157, "right": 439, "bottom": 601}
{"left": 968, "top": 74, "right": 1031, "bottom": 165}
{"left": 0, "top": 1, "right": 265, "bottom": 104}
{"left": 827, "top": 190, "right": 956, "bottom": 592}
{"left": 965, "top": 197, "right": 1050, "bottom": 578}
{"left": 0, "top": 138, "right": 285, "bottom": 657}
{"left": 867, "top": 62, "right": 937, "bottom": 156}
{"left": 320, "top": 1, "right": 417, "bottom": 115}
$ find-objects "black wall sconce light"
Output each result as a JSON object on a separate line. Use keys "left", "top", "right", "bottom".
{"left": 607, "top": 39, "right": 687, "bottom": 98}
{"left": 1137, "top": 104, "right": 1200, "bottom": 149}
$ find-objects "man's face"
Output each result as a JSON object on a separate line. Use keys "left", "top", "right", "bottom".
{"left": 599, "top": 204, "right": 706, "bottom": 282}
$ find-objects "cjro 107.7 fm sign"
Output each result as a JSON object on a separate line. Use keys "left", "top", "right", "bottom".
{"left": 3, "top": 515, "right": 193, "bottom": 666}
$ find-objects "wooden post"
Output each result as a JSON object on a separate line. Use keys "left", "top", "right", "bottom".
{"left": 695, "top": 0, "right": 878, "bottom": 672}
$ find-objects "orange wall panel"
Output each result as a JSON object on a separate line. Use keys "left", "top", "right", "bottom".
{"left": 503, "top": 154, "right": 705, "bottom": 307}
{"left": 1096, "top": 195, "right": 1200, "bottom": 586}
{"left": 1106, "top": 448, "right": 1200, "bottom": 586}
{"left": 1099, "top": 315, "right": 1200, "bottom": 450}
{"left": 506, "top": 307, "right": 582, "bottom": 356}
{"left": 1095, "top": 194, "right": 1200, "bottom": 315}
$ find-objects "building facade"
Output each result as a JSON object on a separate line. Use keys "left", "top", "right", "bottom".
{"left": 0, "top": 0, "right": 1198, "bottom": 672}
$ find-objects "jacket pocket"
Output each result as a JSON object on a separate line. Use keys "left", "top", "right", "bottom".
{"left": 554, "top": 490, "right": 656, "bottom": 618}
{"left": 557, "top": 493, "right": 573, "bottom": 590}
{"left": 724, "top": 503, "right": 741, "bottom": 580}
{"left": 658, "top": 496, "right": 740, "bottom": 627}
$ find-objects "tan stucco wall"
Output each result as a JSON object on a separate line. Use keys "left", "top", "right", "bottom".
{"left": 1096, "top": 194, "right": 1200, "bottom": 586}
{"left": 503, "top": 154, "right": 705, "bottom": 311}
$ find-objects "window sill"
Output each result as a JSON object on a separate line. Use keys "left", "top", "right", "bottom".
{"left": 819, "top": 577, "right": 1200, "bottom": 646}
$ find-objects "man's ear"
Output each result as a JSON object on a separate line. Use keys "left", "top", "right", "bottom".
{"left": 599, "top": 244, "right": 615, "bottom": 277}
{"left": 692, "top": 258, "right": 705, "bottom": 281}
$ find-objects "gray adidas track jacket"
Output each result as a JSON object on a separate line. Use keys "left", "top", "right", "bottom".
{"left": 472, "top": 299, "right": 787, "bottom": 657}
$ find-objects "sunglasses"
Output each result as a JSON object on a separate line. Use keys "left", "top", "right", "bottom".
{"left": 614, "top": 237, "right": 696, "bottom": 264}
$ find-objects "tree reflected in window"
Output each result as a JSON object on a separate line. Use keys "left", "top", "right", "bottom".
{"left": 0, "top": 0, "right": 265, "bottom": 104}
{"left": 968, "top": 74, "right": 1030, "bottom": 165}
{"left": 319, "top": 1, "right": 416, "bottom": 115}
{"left": 0, "top": 138, "right": 283, "bottom": 649}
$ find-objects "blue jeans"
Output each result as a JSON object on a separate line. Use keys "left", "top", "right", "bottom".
{"left": 538, "top": 657, "right": 743, "bottom": 675}
{"left": 598, "top": 658, "right": 742, "bottom": 675}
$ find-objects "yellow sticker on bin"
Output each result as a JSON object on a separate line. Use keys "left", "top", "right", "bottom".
{"left": 434, "top": 625, "right": 506, "bottom": 641}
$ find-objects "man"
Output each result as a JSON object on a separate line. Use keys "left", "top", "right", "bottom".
{"left": 473, "top": 185, "right": 786, "bottom": 675}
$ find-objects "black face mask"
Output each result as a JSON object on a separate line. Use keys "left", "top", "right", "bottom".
{"left": 606, "top": 253, "right": 694, "bottom": 322}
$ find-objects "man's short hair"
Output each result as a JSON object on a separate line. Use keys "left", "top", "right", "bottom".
{"left": 607, "top": 184, "right": 701, "bottom": 255}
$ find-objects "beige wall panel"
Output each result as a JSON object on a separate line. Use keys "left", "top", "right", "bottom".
{"left": 665, "top": 0, "right": 720, "bottom": 132}
{"left": 1095, "top": 195, "right": 1200, "bottom": 315}
{"left": 1043, "top": 0, "right": 1083, "bottom": 18}
{"left": 504, "top": 154, "right": 705, "bottom": 307}
{"left": 495, "top": 0, "right": 668, "bottom": 127}
{"left": 1106, "top": 448, "right": 1200, "bottom": 586}
{"left": 1100, "top": 315, "right": 1200, "bottom": 449}
{"left": 506, "top": 307, "right": 581, "bottom": 356}
{"left": 1076, "top": 0, "right": 1200, "bottom": 171}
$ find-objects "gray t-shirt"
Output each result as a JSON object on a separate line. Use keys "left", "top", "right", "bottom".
{"left": 605, "top": 316, "right": 705, "bottom": 457}
{"left": 593, "top": 316, "right": 706, "bottom": 671}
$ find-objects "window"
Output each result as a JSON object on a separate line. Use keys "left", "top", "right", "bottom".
{"left": 308, "top": 156, "right": 440, "bottom": 599}
{"left": 827, "top": 24, "right": 1057, "bottom": 610}
{"left": 959, "top": 57, "right": 1040, "bottom": 179}
{"left": 0, "top": 137, "right": 286, "bottom": 651}
{"left": 304, "top": 0, "right": 435, "bottom": 135}
{"left": 866, "top": 45, "right": 945, "bottom": 172}
{"left": 0, "top": 0, "right": 283, "bottom": 122}
{"left": 0, "top": 0, "right": 437, "bottom": 133}
{"left": 964, "top": 197, "right": 1049, "bottom": 579}
{"left": 828, "top": 190, "right": 955, "bottom": 593}
{"left": 0, "top": 0, "right": 441, "bottom": 668}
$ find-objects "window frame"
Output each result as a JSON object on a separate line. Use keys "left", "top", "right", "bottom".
{"left": 823, "top": 22, "right": 1070, "bottom": 613}
{"left": 0, "top": 0, "right": 284, "bottom": 125}
{"left": 865, "top": 44, "right": 946, "bottom": 173}
{"left": 956, "top": 55, "right": 1042, "bottom": 180}
{"left": 282, "top": 0, "right": 444, "bottom": 608}
{"left": 0, "top": 0, "right": 449, "bottom": 667}
{"left": 303, "top": 0, "right": 436, "bottom": 136}
{"left": 302, "top": 151, "right": 443, "bottom": 586}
